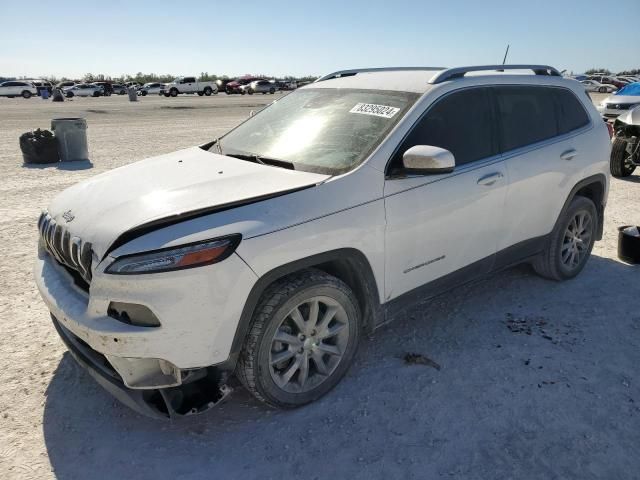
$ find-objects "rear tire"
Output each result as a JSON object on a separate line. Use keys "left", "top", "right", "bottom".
{"left": 237, "top": 269, "right": 361, "bottom": 408}
{"left": 610, "top": 138, "right": 636, "bottom": 177}
{"left": 204, "top": 87, "right": 212, "bottom": 96}
{"left": 598, "top": 86, "right": 606, "bottom": 93}
{"left": 22, "top": 90, "right": 32, "bottom": 99}
{"left": 141, "top": 91, "right": 147, "bottom": 96}
{"left": 66, "top": 92, "right": 74, "bottom": 98}
{"left": 533, "top": 196, "right": 597, "bottom": 281}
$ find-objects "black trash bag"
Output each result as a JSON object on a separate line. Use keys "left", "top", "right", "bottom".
{"left": 20, "top": 129, "right": 60, "bottom": 164}
{"left": 51, "top": 88, "right": 64, "bottom": 102}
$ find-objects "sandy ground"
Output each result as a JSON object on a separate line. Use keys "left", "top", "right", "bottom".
{"left": 0, "top": 92, "right": 638, "bottom": 480}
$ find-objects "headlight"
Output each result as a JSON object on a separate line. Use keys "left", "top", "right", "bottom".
{"left": 105, "top": 235, "right": 241, "bottom": 274}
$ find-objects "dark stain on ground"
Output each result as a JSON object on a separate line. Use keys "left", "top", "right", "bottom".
{"left": 403, "top": 353, "right": 441, "bottom": 370}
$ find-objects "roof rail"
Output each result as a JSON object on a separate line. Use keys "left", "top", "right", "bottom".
{"left": 315, "top": 66, "right": 447, "bottom": 83}
{"left": 429, "top": 64, "right": 561, "bottom": 84}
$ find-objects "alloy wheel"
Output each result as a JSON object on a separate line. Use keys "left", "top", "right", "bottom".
{"left": 269, "top": 296, "right": 350, "bottom": 393}
{"left": 561, "top": 211, "right": 593, "bottom": 270}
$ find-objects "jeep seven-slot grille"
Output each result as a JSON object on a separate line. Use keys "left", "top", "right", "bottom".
{"left": 38, "top": 212, "right": 93, "bottom": 285}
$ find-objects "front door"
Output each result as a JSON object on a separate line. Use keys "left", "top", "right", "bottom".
{"left": 383, "top": 87, "right": 508, "bottom": 304}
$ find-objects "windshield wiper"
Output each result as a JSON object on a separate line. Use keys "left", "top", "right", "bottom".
{"left": 226, "top": 153, "right": 295, "bottom": 170}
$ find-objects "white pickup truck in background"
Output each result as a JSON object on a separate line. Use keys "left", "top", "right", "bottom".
{"left": 160, "top": 76, "right": 218, "bottom": 97}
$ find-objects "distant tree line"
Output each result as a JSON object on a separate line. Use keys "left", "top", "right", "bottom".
{"left": 0, "top": 72, "right": 320, "bottom": 84}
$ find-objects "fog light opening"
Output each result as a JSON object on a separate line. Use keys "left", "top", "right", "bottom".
{"left": 108, "top": 302, "right": 161, "bottom": 327}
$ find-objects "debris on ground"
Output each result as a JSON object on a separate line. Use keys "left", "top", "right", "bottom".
{"left": 403, "top": 353, "right": 441, "bottom": 370}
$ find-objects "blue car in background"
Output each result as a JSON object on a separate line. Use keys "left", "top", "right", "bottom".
{"left": 598, "top": 82, "right": 640, "bottom": 118}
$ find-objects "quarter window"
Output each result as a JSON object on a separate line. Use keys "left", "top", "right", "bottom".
{"left": 393, "top": 87, "right": 496, "bottom": 169}
{"left": 495, "top": 86, "right": 557, "bottom": 152}
{"left": 554, "top": 88, "right": 590, "bottom": 134}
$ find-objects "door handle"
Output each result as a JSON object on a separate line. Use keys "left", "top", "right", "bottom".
{"left": 560, "top": 149, "right": 578, "bottom": 161}
{"left": 477, "top": 172, "right": 504, "bottom": 186}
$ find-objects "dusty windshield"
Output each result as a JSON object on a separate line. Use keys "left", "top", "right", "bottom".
{"left": 214, "top": 88, "right": 418, "bottom": 174}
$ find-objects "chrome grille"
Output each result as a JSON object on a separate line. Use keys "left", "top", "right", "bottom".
{"left": 38, "top": 211, "right": 93, "bottom": 284}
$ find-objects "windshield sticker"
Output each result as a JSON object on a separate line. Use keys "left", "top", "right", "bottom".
{"left": 349, "top": 103, "right": 400, "bottom": 118}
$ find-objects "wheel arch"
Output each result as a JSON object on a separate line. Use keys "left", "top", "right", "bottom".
{"left": 227, "top": 248, "right": 382, "bottom": 369}
{"left": 558, "top": 174, "right": 607, "bottom": 241}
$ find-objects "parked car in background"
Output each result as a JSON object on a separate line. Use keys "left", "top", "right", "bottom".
{"left": 34, "top": 64, "right": 610, "bottom": 419}
{"left": 609, "top": 104, "right": 640, "bottom": 177}
{"left": 56, "top": 81, "right": 76, "bottom": 89}
{"left": 597, "top": 82, "right": 640, "bottom": 119}
{"left": 112, "top": 84, "right": 127, "bottom": 95}
{"left": 160, "top": 76, "right": 217, "bottom": 97}
{"left": 139, "top": 82, "right": 165, "bottom": 96}
{"left": 216, "top": 78, "right": 232, "bottom": 93}
{"left": 91, "top": 82, "right": 113, "bottom": 96}
{"left": 242, "top": 79, "right": 277, "bottom": 95}
{"left": 618, "top": 76, "right": 640, "bottom": 84}
{"left": 64, "top": 84, "right": 104, "bottom": 98}
{"left": 0, "top": 80, "right": 37, "bottom": 98}
{"left": 589, "top": 75, "right": 625, "bottom": 89}
{"left": 28, "top": 79, "right": 53, "bottom": 96}
{"left": 581, "top": 80, "right": 617, "bottom": 93}
{"left": 225, "top": 76, "right": 265, "bottom": 94}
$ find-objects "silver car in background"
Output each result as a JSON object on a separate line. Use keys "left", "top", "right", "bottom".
{"left": 139, "top": 82, "right": 165, "bottom": 96}
{"left": 243, "top": 79, "right": 277, "bottom": 95}
{"left": 64, "top": 84, "right": 104, "bottom": 98}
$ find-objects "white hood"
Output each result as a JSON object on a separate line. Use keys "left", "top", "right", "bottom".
{"left": 604, "top": 94, "right": 640, "bottom": 106}
{"left": 46, "top": 147, "right": 329, "bottom": 258}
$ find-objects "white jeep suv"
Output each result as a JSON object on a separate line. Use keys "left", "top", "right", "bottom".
{"left": 35, "top": 65, "right": 610, "bottom": 419}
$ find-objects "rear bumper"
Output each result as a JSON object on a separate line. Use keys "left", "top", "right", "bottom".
{"left": 53, "top": 314, "right": 232, "bottom": 419}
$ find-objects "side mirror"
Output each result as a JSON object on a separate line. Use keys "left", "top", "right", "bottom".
{"left": 402, "top": 145, "right": 455, "bottom": 174}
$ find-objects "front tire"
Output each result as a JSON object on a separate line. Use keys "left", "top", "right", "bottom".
{"left": 610, "top": 138, "right": 636, "bottom": 177}
{"left": 170, "top": 89, "right": 178, "bottom": 97}
{"left": 533, "top": 196, "right": 597, "bottom": 281}
{"left": 237, "top": 269, "right": 361, "bottom": 408}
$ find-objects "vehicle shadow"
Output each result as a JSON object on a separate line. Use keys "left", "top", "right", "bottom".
{"left": 42, "top": 254, "right": 639, "bottom": 480}
{"left": 22, "top": 160, "right": 93, "bottom": 171}
{"left": 620, "top": 175, "right": 640, "bottom": 183}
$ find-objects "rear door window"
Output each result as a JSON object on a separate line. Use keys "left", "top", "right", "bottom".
{"left": 495, "top": 86, "right": 558, "bottom": 152}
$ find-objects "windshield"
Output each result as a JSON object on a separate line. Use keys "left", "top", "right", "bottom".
{"left": 616, "top": 83, "right": 640, "bottom": 96}
{"left": 215, "top": 88, "right": 418, "bottom": 174}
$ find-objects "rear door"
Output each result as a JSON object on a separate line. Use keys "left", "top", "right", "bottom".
{"left": 383, "top": 87, "right": 508, "bottom": 303}
{"left": 495, "top": 85, "right": 591, "bottom": 254}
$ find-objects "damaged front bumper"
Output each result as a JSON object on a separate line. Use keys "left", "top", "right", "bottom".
{"left": 52, "top": 315, "right": 232, "bottom": 419}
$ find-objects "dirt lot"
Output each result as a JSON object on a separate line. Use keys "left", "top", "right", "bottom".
{"left": 0, "top": 92, "right": 638, "bottom": 480}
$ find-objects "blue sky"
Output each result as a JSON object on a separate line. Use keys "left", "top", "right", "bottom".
{"left": 1, "top": 0, "right": 637, "bottom": 78}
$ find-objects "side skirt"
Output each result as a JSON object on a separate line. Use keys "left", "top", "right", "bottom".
{"left": 380, "top": 235, "right": 548, "bottom": 325}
